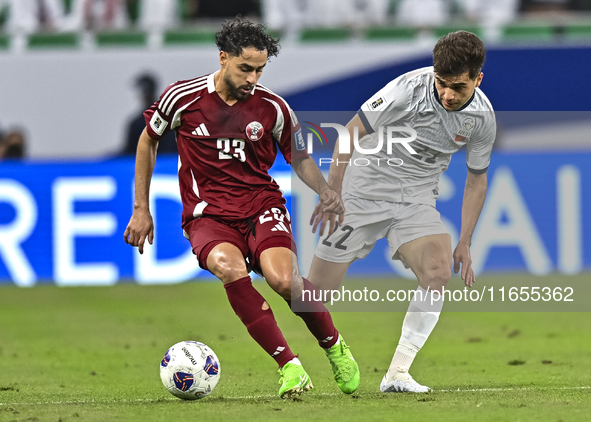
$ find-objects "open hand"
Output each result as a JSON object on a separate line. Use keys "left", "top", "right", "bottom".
{"left": 123, "top": 208, "right": 154, "bottom": 254}
{"left": 453, "top": 241, "right": 475, "bottom": 287}
{"left": 310, "top": 201, "right": 343, "bottom": 237}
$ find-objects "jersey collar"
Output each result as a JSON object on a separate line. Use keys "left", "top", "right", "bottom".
{"left": 207, "top": 72, "right": 216, "bottom": 93}
{"left": 208, "top": 71, "right": 257, "bottom": 95}
{"left": 432, "top": 82, "right": 476, "bottom": 112}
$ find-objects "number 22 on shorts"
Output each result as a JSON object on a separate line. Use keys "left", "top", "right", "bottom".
{"left": 322, "top": 224, "right": 354, "bottom": 250}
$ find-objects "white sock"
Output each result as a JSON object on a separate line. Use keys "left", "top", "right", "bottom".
{"left": 386, "top": 286, "right": 443, "bottom": 382}
{"left": 287, "top": 357, "right": 302, "bottom": 366}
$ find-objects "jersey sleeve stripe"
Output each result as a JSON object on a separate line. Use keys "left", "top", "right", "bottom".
{"left": 467, "top": 164, "right": 488, "bottom": 174}
{"left": 162, "top": 82, "right": 207, "bottom": 116}
{"left": 256, "top": 84, "right": 291, "bottom": 111}
{"left": 357, "top": 109, "right": 375, "bottom": 135}
{"left": 262, "top": 97, "right": 285, "bottom": 142}
{"left": 160, "top": 76, "right": 208, "bottom": 115}
{"left": 257, "top": 84, "right": 300, "bottom": 129}
{"left": 171, "top": 96, "right": 201, "bottom": 130}
{"left": 160, "top": 75, "right": 207, "bottom": 107}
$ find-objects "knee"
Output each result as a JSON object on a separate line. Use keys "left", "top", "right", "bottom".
{"left": 207, "top": 250, "right": 248, "bottom": 284}
{"left": 267, "top": 272, "right": 301, "bottom": 300}
{"left": 420, "top": 260, "right": 452, "bottom": 292}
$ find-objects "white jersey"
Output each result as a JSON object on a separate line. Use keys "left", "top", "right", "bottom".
{"left": 345, "top": 66, "right": 496, "bottom": 206}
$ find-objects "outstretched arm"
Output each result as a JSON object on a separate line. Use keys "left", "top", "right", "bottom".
{"left": 123, "top": 128, "right": 159, "bottom": 254}
{"left": 453, "top": 171, "right": 487, "bottom": 287}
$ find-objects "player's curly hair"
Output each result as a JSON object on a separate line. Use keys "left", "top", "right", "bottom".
{"left": 433, "top": 31, "right": 486, "bottom": 80}
{"left": 215, "top": 17, "right": 280, "bottom": 59}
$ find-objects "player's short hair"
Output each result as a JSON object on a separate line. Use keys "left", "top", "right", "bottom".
{"left": 215, "top": 17, "right": 280, "bottom": 59}
{"left": 433, "top": 31, "right": 486, "bottom": 80}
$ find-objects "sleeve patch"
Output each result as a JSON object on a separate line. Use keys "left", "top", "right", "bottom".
{"left": 366, "top": 95, "right": 389, "bottom": 111}
{"left": 150, "top": 110, "right": 168, "bottom": 136}
{"left": 357, "top": 110, "right": 375, "bottom": 135}
{"left": 295, "top": 129, "right": 305, "bottom": 150}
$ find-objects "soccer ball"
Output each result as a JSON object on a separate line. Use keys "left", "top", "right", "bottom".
{"left": 160, "top": 341, "right": 221, "bottom": 400}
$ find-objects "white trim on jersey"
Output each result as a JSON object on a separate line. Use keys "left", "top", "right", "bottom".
{"left": 172, "top": 97, "right": 201, "bottom": 130}
{"left": 256, "top": 84, "right": 285, "bottom": 103}
{"left": 207, "top": 72, "right": 216, "bottom": 93}
{"left": 193, "top": 202, "right": 209, "bottom": 218}
{"left": 189, "top": 169, "right": 209, "bottom": 217}
{"left": 190, "top": 169, "right": 200, "bottom": 198}
{"left": 256, "top": 84, "right": 298, "bottom": 126}
{"left": 262, "top": 97, "right": 285, "bottom": 143}
{"left": 160, "top": 75, "right": 207, "bottom": 115}
{"left": 206, "top": 71, "right": 256, "bottom": 96}
{"left": 163, "top": 82, "right": 207, "bottom": 116}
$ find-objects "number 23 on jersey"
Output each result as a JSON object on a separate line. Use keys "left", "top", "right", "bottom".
{"left": 217, "top": 138, "right": 246, "bottom": 162}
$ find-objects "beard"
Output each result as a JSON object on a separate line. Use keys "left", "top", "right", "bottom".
{"left": 224, "top": 74, "right": 253, "bottom": 102}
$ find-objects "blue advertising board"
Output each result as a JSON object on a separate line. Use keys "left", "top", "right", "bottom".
{"left": 0, "top": 151, "right": 590, "bottom": 286}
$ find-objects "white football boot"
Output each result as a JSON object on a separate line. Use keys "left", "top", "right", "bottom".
{"left": 380, "top": 368, "right": 431, "bottom": 393}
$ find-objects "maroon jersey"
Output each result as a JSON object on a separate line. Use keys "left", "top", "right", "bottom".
{"left": 144, "top": 72, "right": 308, "bottom": 226}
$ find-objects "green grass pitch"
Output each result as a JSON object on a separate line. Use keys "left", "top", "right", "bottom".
{"left": 1, "top": 274, "right": 590, "bottom": 421}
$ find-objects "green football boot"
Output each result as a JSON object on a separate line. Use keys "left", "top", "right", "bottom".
{"left": 324, "top": 335, "right": 360, "bottom": 394}
{"left": 278, "top": 362, "right": 314, "bottom": 399}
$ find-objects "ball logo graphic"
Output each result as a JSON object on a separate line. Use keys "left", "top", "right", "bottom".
{"left": 204, "top": 355, "right": 220, "bottom": 376}
{"left": 173, "top": 372, "right": 195, "bottom": 391}
{"left": 246, "top": 121, "right": 264, "bottom": 141}
{"left": 161, "top": 349, "right": 171, "bottom": 367}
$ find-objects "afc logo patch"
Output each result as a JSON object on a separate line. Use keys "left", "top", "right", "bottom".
{"left": 368, "top": 96, "right": 388, "bottom": 111}
{"left": 150, "top": 110, "right": 168, "bottom": 136}
{"left": 371, "top": 98, "right": 384, "bottom": 109}
{"left": 295, "top": 129, "right": 305, "bottom": 150}
{"left": 246, "top": 121, "right": 264, "bottom": 141}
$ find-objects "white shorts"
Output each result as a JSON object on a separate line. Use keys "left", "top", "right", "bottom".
{"left": 315, "top": 194, "right": 449, "bottom": 264}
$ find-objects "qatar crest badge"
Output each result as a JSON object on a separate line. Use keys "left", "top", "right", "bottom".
{"left": 246, "top": 121, "right": 264, "bottom": 141}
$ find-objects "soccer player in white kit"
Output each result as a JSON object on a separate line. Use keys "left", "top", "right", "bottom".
{"left": 308, "top": 31, "right": 496, "bottom": 392}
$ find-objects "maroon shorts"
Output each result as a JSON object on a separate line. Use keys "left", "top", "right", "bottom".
{"left": 184, "top": 205, "right": 297, "bottom": 274}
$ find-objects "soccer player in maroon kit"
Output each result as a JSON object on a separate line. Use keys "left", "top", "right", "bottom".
{"left": 123, "top": 18, "right": 360, "bottom": 398}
